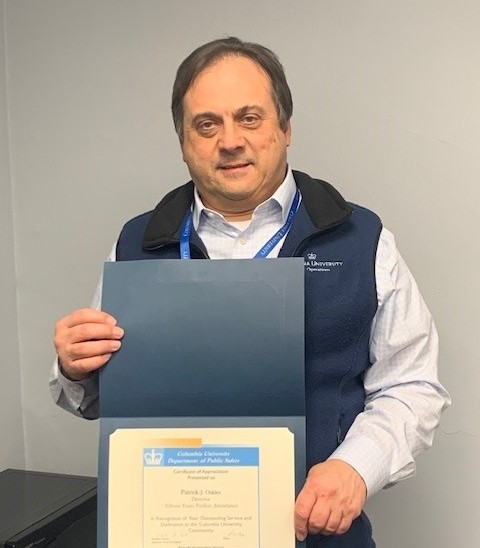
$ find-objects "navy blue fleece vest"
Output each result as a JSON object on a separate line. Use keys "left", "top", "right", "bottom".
{"left": 116, "top": 187, "right": 381, "bottom": 548}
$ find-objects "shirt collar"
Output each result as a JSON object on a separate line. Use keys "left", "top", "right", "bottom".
{"left": 192, "top": 166, "right": 297, "bottom": 230}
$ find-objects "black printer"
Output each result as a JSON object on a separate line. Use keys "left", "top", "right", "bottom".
{"left": 0, "top": 469, "right": 96, "bottom": 548}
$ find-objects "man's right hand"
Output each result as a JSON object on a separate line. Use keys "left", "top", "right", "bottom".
{"left": 53, "top": 308, "right": 124, "bottom": 381}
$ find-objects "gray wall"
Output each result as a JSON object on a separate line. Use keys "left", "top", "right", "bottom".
{"left": 3, "top": 0, "right": 478, "bottom": 546}
{"left": 0, "top": 0, "right": 24, "bottom": 471}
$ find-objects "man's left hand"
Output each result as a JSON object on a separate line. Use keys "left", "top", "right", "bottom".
{"left": 294, "top": 459, "right": 367, "bottom": 540}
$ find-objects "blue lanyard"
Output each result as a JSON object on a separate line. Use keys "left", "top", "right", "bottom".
{"left": 179, "top": 188, "right": 301, "bottom": 260}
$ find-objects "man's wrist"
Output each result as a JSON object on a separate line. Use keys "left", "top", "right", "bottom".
{"left": 328, "top": 436, "right": 390, "bottom": 498}
{"left": 58, "top": 359, "right": 92, "bottom": 382}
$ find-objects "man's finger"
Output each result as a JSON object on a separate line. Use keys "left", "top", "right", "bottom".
{"left": 59, "top": 308, "right": 117, "bottom": 329}
{"left": 67, "top": 323, "right": 124, "bottom": 344}
{"left": 305, "top": 502, "right": 331, "bottom": 535}
{"left": 336, "top": 514, "right": 354, "bottom": 536}
{"left": 64, "top": 354, "right": 113, "bottom": 378}
{"left": 66, "top": 339, "right": 122, "bottom": 361}
{"left": 320, "top": 509, "right": 343, "bottom": 536}
{"left": 294, "top": 488, "right": 316, "bottom": 540}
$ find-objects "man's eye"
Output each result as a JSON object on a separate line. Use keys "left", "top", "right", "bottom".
{"left": 241, "top": 115, "right": 260, "bottom": 126}
{"left": 197, "top": 120, "right": 217, "bottom": 133}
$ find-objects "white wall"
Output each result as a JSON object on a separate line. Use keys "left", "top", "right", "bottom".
{"left": 0, "top": 0, "right": 24, "bottom": 471}
{"left": 3, "top": 0, "right": 479, "bottom": 546}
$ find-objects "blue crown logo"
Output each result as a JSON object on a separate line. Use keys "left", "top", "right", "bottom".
{"left": 144, "top": 448, "right": 163, "bottom": 465}
{"left": 307, "top": 252, "right": 317, "bottom": 260}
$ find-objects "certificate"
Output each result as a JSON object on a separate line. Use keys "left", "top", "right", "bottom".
{"left": 108, "top": 427, "right": 295, "bottom": 548}
{"left": 98, "top": 259, "right": 306, "bottom": 547}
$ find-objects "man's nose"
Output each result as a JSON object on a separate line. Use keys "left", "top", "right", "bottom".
{"left": 218, "top": 121, "right": 245, "bottom": 152}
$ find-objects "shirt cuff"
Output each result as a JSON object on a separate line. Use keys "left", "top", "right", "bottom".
{"left": 55, "top": 358, "right": 97, "bottom": 411}
{"left": 328, "top": 435, "right": 391, "bottom": 497}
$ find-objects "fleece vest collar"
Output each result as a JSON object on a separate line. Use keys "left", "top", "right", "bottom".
{"left": 142, "top": 170, "right": 352, "bottom": 252}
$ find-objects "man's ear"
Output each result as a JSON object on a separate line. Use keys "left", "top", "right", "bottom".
{"left": 180, "top": 140, "right": 187, "bottom": 162}
{"left": 284, "top": 121, "right": 292, "bottom": 147}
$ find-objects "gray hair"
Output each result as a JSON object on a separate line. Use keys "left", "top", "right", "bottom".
{"left": 171, "top": 37, "right": 293, "bottom": 142}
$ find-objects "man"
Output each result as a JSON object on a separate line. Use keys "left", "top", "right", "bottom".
{"left": 50, "top": 37, "right": 450, "bottom": 547}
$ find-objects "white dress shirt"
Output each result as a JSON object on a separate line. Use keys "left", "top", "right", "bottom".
{"left": 50, "top": 167, "right": 450, "bottom": 497}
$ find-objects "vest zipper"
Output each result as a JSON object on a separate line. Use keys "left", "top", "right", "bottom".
{"left": 145, "top": 241, "right": 209, "bottom": 259}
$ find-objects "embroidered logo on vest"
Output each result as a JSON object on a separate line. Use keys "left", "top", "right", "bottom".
{"left": 304, "top": 252, "right": 344, "bottom": 273}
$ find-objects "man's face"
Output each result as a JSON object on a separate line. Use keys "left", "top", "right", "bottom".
{"left": 181, "top": 55, "right": 291, "bottom": 218}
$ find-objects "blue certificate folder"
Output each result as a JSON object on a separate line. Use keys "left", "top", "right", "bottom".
{"left": 98, "top": 258, "right": 306, "bottom": 547}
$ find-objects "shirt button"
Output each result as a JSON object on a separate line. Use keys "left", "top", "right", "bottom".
{"left": 239, "top": 239, "right": 247, "bottom": 245}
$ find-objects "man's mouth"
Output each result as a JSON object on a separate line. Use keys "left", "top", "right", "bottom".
{"left": 218, "top": 162, "right": 251, "bottom": 171}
